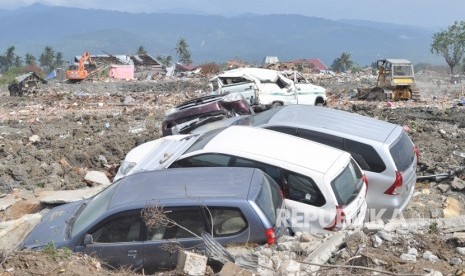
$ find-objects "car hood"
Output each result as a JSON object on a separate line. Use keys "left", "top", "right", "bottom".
{"left": 122, "top": 134, "right": 200, "bottom": 177}
{"left": 22, "top": 200, "right": 85, "bottom": 249}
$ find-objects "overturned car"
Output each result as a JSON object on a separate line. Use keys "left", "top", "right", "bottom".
{"left": 162, "top": 92, "right": 253, "bottom": 136}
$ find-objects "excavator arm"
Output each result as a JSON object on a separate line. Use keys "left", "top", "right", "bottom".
{"left": 66, "top": 51, "right": 95, "bottom": 81}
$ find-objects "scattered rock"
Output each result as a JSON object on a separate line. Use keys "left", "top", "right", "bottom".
{"left": 371, "top": 234, "right": 383, "bottom": 248}
{"left": 457, "top": 247, "right": 465, "bottom": 256}
{"left": 278, "top": 260, "right": 301, "bottom": 275}
{"left": 449, "top": 257, "right": 463, "bottom": 266}
{"left": 423, "top": 251, "right": 439, "bottom": 262}
{"left": 437, "top": 184, "right": 450, "bottom": 193}
{"left": 451, "top": 177, "right": 465, "bottom": 191}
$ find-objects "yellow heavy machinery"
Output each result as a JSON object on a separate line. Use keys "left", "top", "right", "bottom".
{"left": 360, "top": 59, "right": 420, "bottom": 101}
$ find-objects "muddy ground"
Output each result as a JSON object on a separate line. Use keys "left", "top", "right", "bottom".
{"left": 1, "top": 74, "right": 465, "bottom": 275}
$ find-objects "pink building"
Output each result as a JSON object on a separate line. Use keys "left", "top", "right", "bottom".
{"left": 109, "top": 65, "right": 134, "bottom": 80}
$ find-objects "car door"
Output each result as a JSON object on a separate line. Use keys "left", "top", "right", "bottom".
{"left": 77, "top": 210, "right": 145, "bottom": 272}
{"left": 143, "top": 207, "right": 208, "bottom": 273}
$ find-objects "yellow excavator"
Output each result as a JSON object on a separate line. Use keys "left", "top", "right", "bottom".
{"left": 359, "top": 59, "right": 420, "bottom": 101}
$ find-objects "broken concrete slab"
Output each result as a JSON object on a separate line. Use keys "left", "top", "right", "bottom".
{"left": 84, "top": 170, "right": 111, "bottom": 186}
{"left": 302, "top": 232, "right": 346, "bottom": 273}
{"left": 0, "top": 213, "right": 42, "bottom": 252}
{"left": 176, "top": 250, "right": 207, "bottom": 276}
{"left": 219, "top": 262, "right": 256, "bottom": 276}
{"left": 36, "top": 186, "right": 105, "bottom": 204}
{"left": 0, "top": 196, "right": 17, "bottom": 212}
{"left": 443, "top": 197, "right": 463, "bottom": 218}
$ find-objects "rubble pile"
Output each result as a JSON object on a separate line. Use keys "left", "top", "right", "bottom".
{"left": 0, "top": 74, "right": 465, "bottom": 275}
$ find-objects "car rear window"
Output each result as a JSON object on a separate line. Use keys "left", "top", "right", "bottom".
{"left": 331, "top": 159, "right": 364, "bottom": 206}
{"left": 255, "top": 174, "right": 283, "bottom": 226}
{"left": 206, "top": 207, "right": 247, "bottom": 236}
{"left": 390, "top": 131, "right": 415, "bottom": 171}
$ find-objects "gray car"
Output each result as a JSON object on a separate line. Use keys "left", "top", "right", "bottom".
{"left": 21, "top": 167, "right": 285, "bottom": 273}
{"left": 193, "top": 105, "right": 418, "bottom": 219}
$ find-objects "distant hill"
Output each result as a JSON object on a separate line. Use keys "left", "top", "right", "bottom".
{"left": 0, "top": 3, "right": 442, "bottom": 66}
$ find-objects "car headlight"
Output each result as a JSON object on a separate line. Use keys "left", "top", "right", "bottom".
{"left": 222, "top": 92, "right": 245, "bottom": 103}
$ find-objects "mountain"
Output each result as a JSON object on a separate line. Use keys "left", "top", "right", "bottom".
{"left": 0, "top": 4, "right": 442, "bottom": 66}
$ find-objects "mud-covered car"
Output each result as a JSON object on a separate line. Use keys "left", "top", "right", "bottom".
{"left": 162, "top": 92, "right": 252, "bottom": 136}
{"left": 21, "top": 167, "right": 287, "bottom": 273}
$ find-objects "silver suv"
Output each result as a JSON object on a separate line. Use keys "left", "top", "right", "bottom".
{"left": 193, "top": 104, "right": 418, "bottom": 219}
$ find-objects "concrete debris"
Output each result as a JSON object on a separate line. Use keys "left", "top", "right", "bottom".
{"left": 0, "top": 213, "right": 42, "bottom": 252}
{"left": 0, "top": 196, "right": 17, "bottom": 212}
{"left": 219, "top": 262, "right": 255, "bottom": 276}
{"left": 458, "top": 247, "right": 465, "bottom": 256}
{"left": 371, "top": 234, "right": 383, "bottom": 248}
{"left": 83, "top": 170, "right": 111, "bottom": 186}
{"left": 36, "top": 186, "right": 106, "bottom": 204}
{"left": 303, "top": 232, "right": 346, "bottom": 273}
{"left": 423, "top": 251, "right": 439, "bottom": 262}
{"left": 400, "top": 252, "right": 417, "bottom": 262}
{"left": 437, "top": 184, "right": 450, "bottom": 193}
{"left": 176, "top": 250, "right": 208, "bottom": 276}
{"left": 451, "top": 177, "right": 465, "bottom": 191}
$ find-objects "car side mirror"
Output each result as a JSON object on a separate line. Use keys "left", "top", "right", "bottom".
{"left": 84, "top": 234, "right": 94, "bottom": 246}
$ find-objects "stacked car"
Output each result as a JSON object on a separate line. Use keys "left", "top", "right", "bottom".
{"left": 23, "top": 99, "right": 418, "bottom": 273}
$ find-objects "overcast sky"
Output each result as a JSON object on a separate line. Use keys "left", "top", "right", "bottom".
{"left": 1, "top": 0, "right": 464, "bottom": 28}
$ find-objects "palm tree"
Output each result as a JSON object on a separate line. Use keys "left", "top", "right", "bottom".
{"left": 137, "top": 46, "right": 147, "bottom": 55}
{"left": 338, "top": 52, "right": 353, "bottom": 72}
{"left": 175, "top": 38, "right": 192, "bottom": 65}
{"left": 25, "top": 53, "right": 37, "bottom": 65}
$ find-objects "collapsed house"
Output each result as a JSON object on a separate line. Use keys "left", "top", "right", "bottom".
{"left": 70, "top": 53, "right": 165, "bottom": 80}
{"left": 8, "top": 72, "right": 47, "bottom": 96}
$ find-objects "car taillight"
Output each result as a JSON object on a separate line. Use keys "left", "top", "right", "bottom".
{"left": 362, "top": 174, "right": 368, "bottom": 191}
{"left": 384, "top": 171, "right": 403, "bottom": 195}
{"left": 324, "top": 205, "right": 345, "bottom": 231}
{"left": 265, "top": 228, "right": 276, "bottom": 245}
{"left": 414, "top": 145, "right": 419, "bottom": 163}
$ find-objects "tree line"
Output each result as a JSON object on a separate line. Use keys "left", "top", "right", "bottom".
{"left": 331, "top": 20, "right": 465, "bottom": 74}
{"left": 0, "top": 46, "right": 64, "bottom": 76}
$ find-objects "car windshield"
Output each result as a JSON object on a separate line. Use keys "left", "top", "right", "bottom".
{"left": 330, "top": 159, "right": 364, "bottom": 206}
{"left": 390, "top": 131, "right": 415, "bottom": 171}
{"left": 184, "top": 127, "right": 225, "bottom": 154}
{"left": 70, "top": 183, "right": 118, "bottom": 237}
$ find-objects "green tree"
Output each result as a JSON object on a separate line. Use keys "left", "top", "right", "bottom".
{"left": 14, "top": 56, "right": 23, "bottom": 68}
{"left": 53, "top": 51, "right": 64, "bottom": 69}
{"left": 0, "top": 46, "right": 18, "bottom": 72}
{"left": 175, "top": 38, "right": 192, "bottom": 64}
{"left": 331, "top": 52, "right": 353, "bottom": 73}
{"left": 137, "top": 46, "right": 147, "bottom": 55}
{"left": 39, "top": 46, "right": 56, "bottom": 72}
{"left": 25, "top": 53, "right": 37, "bottom": 65}
{"left": 156, "top": 55, "right": 173, "bottom": 67}
{"left": 431, "top": 21, "right": 465, "bottom": 74}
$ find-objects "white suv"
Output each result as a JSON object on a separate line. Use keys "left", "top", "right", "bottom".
{"left": 115, "top": 126, "right": 367, "bottom": 233}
